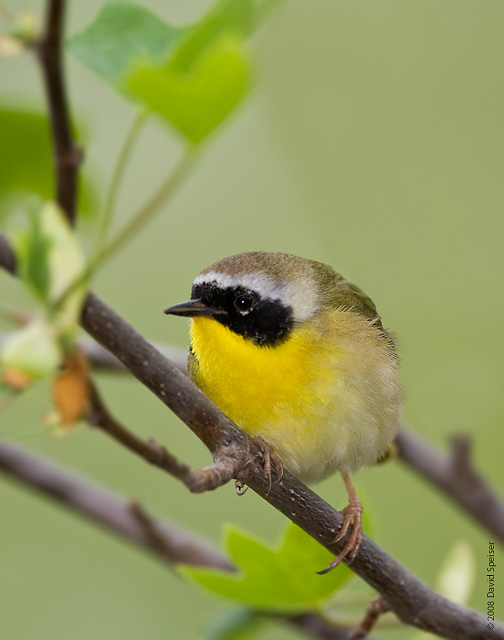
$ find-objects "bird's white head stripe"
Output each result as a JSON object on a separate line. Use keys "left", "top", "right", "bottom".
{"left": 193, "top": 270, "right": 319, "bottom": 322}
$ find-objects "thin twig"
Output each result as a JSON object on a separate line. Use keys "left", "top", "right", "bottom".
{"left": 396, "top": 429, "right": 504, "bottom": 543}
{"left": 350, "top": 596, "right": 390, "bottom": 639}
{"left": 0, "top": 441, "right": 377, "bottom": 640}
{"left": 88, "top": 380, "right": 243, "bottom": 493}
{"left": 289, "top": 614, "right": 378, "bottom": 640}
{"left": 128, "top": 501, "right": 185, "bottom": 562}
{"left": 0, "top": 441, "right": 231, "bottom": 569}
{"left": 76, "top": 336, "right": 188, "bottom": 373}
{"left": 0, "top": 334, "right": 187, "bottom": 374}
{"left": 52, "top": 147, "right": 196, "bottom": 313}
{"left": 100, "top": 147, "right": 196, "bottom": 257}
{"left": 0, "top": 233, "right": 16, "bottom": 274}
{"left": 36, "top": 0, "right": 81, "bottom": 225}
{"left": 96, "top": 109, "right": 149, "bottom": 253}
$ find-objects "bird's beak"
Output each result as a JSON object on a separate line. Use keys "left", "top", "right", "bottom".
{"left": 164, "top": 299, "right": 224, "bottom": 318}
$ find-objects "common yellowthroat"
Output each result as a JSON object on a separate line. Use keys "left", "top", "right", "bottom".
{"left": 165, "top": 252, "right": 402, "bottom": 569}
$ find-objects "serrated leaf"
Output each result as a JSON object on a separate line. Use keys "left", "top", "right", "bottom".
{"left": 182, "top": 523, "right": 352, "bottom": 612}
{"left": 68, "top": 0, "right": 281, "bottom": 143}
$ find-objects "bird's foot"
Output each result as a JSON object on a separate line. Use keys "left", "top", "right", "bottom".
{"left": 318, "top": 475, "right": 363, "bottom": 575}
{"left": 254, "top": 436, "right": 284, "bottom": 497}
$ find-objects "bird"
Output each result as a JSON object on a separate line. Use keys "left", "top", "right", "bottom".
{"left": 164, "top": 252, "right": 403, "bottom": 571}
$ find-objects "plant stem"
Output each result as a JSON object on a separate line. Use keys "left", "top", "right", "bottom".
{"left": 95, "top": 109, "right": 149, "bottom": 257}
{"left": 52, "top": 146, "right": 197, "bottom": 312}
{"left": 37, "top": 0, "right": 81, "bottom": 225}
{"left": 98, "top": 146, "right": 197, "bottom": 264}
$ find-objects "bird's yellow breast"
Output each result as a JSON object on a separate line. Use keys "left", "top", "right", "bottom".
{"left": 189, "top": 317, "right": 331, "bottom": 430}
{"left": 188, "top": 313, "right": 401, "bottom": 483}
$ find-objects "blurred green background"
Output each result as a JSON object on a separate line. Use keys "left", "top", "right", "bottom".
{"left": 1, "top": 0, "right": 503, "bottom": 638}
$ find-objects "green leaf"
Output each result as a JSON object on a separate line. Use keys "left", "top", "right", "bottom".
{"left": 0, "top": 109, "right": 52, "bottom": 204}
{"left": 39, "top": 202, "right": 87, "bottom": 333}
{"left": 181, "top": 523, "right": 353, "bottom": 612}
{"left": 68, "top": 0, "right": 281, "bottom": 143}
{"left": 276, "top": 521, "right": 353, "bottom": 603}
{"left": 9, "top": 202, "right": 87, "bottom": 335}
{"left": 125, "top": 33, "right": 251, "bottom": 143}
{"left": 0, "top": 317, "right": 61, "bottom": 379}
{"left": 11, "top": 202, "right": 51, "bottom": 302}
{"left": 0, "top": 106, "right": 96, "bottom": 218}
{"left": 67, "top": 2, "right": 183, "bottom": 85}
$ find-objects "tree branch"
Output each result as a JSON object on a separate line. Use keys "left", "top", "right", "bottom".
{"left": 72, "top": 334, "right": 504, "bottom": 545}
{"left": 0, "top": 241, "right": 502, "bottom": 639}
{"left": 0, "top": 441, "right": 230, "bottom": 570}
{"left": 0, "top": 442, "right": 376, "bottom": 640}
{"left": 289, "top": 614, "right": 377, "bottom": 640}
{"left": 0, "top": 333, "right": 188, "bottom": 374}
{"left": 350, "top": 596, "right": 390, "bottom": 639}
{"left": 0, "top": 233, "right": 16, "bottom": 275}
{"left": 396, "top": 430, "right": 504, "bottom": 543}
{"left": 36, "top": 0, "right": 81, "bottom": 224}
{"left": 78, "top": 291, "right": 502, "bottom": 640}
{"left": 37, "top": 324, "right": 504, "bottom": 546}
{"left": 88, "top": 379, "right": 243, "bottom": 493}
{"left": 6, "top": 302, "right": 499, "bottom": 548}
{"left": 18, "top": 323, "right": 501, "bottom": 547}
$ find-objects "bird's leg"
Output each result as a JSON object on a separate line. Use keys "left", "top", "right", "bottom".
{"left": 319, "top": 473, "right": 363, "bottom": 574}
{"left": 254, "top": 436, "right": 284, "bottom": 496}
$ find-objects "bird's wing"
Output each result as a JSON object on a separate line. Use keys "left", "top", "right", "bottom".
{"left": 330, "top": 278, "right": 383, "bottom": 328}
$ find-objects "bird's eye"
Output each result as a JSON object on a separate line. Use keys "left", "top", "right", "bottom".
{"left": 234, "top": 292, "right": 255, "bottom": 313}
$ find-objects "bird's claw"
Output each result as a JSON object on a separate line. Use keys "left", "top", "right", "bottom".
{"left": 318, "top": 495, "right": 363, "bottom": 575}
{"left": 254, "top": 436, "right": 284, "bottom": 497}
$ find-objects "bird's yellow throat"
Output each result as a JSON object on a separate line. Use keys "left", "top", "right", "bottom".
{"left": 189, "top": 316, "right": 333, "bottom": 436}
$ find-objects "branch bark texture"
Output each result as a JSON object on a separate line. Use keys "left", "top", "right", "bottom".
{"left": 53, "top": 329, "right": 504, "bottom": 546}
{"left": 0, "top": 441, "right": 229, "bottom": 570}
{"left": 36, "top": 0, "right": 81, "bottom": 224}
{"left": 0, "top": 442, "right": 375, "bottom": 640}
{"left": 397, "top": 430, "right": 504, "bottom": 543}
